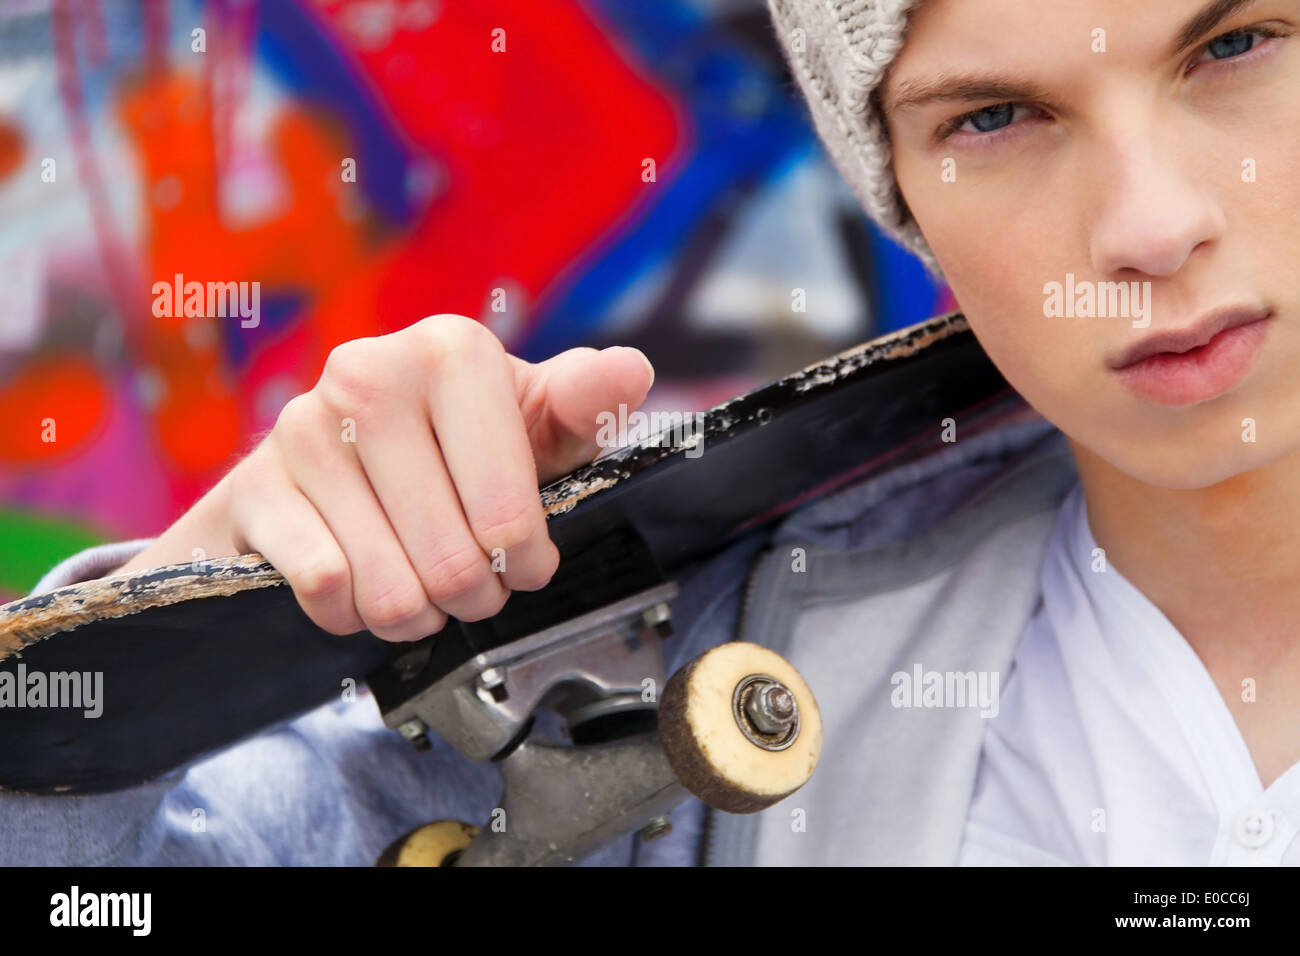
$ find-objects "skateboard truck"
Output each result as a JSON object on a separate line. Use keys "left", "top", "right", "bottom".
{"left": 369, "top": 529, "right": 823, "bottom": 867}
{"left": 379, "top": 582, "right": 676, "bottom": 765}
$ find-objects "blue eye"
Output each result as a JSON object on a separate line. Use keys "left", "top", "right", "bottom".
{"left": 964, "top": 103, "right": 1015, "bottom": 133}
{"left": 1190, "top": 24, "right": 1287, "bottom": 70}
{"left": 1206, "top": 29, "right": 1257, "bottom": 59}
{"left": 936, "top": 102, "right": 1037, "bottom": 144}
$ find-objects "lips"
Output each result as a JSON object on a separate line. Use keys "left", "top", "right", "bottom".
{"left": 1110, "top": 306, "right": 1274, "bottom": 407}
{"left": 1109, "top": 306, "right": 1272, "bottom": 370}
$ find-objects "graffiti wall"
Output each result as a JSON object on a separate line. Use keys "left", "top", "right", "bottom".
{"left": 0, "top": 0, "right": 949, "bottom": 596}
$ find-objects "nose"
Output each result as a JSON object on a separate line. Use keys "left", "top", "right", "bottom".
{"left": 1087, "top": 123, "right": 1225, "bottom": 278}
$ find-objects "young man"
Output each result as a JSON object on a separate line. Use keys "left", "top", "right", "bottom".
{"left": 8, "top": 0, "right": 1299, "bottom": 865}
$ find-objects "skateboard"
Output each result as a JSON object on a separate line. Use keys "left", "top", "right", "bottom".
{"left": 0, "top": 311, "right": 1021, "bottom": 864}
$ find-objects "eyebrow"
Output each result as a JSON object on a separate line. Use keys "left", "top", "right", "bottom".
{"left": 882, "top": 0, "right": 1262, "bottom": 117}
{"left": 883, "top": 75, "right": 1051, "bottom": 117}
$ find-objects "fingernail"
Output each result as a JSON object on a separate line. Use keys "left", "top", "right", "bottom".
{"left": 624, "top": 347, "right": 654, "bottom": 388}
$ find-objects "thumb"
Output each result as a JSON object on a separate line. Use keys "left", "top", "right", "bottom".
{"left": 514, "top": 345, "right": 655, "bottom": 483}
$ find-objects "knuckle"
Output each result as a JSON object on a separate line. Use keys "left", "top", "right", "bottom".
{"left": 319, "top": 339, "right": 384, "bottom": 412}
{"left": 270, "top": 394, "right": 333, "bottom": 461}
{"left": 471, "top": 496, "right": 539, "bottom": 552}
{"left": 457, "top": 585, "right": 511, "bottom": 623}
{"left": 273, "top": 393, "right": 318, "bottom": 437}
{"left": 420, "top": 547, "right": 492, "bottom": 606}
{"left": 288, "top": 553, "right": 352, "bottom": 602}
{"left": 360, "top": 579, "right": 431, "bottom": 631}
{"left": 415, "top": 314, "right": 502, "bottom": 367}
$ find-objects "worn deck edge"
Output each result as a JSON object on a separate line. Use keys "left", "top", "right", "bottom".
{"left": 538, "top": 310, "right": 969, "bottom": 515}
{"left": 0, "top": 555, "right": 286, "bottom": 662}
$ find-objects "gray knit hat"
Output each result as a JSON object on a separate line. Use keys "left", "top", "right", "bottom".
{"left": 766, "top": 0, "right": 941, "bottom": 277}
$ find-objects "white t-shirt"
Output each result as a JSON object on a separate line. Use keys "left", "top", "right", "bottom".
{"left": 959, "top": 481, "right": 1300, "bottom": 865}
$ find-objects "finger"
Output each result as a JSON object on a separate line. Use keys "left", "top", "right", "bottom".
{"left": 274, "top": 396, "right": 448, "bottom": 642}
{"left": 227, "top": 447, "right": 366, "bottom": 636}
{"left": 350, "top": 405, "right": 510, "bottom": 622}
{"left": 513, "top": 345, "right": 656, "bottom": 482}
{"left": 426, "top": 325, "right": 559, "bottom": 592}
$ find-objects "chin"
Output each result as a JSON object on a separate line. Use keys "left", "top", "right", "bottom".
{"left": 1104, "top": 436, "right": 1290, "bottom": 491}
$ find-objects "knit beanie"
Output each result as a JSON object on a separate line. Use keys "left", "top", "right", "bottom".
{"left": 766, "top": 0, "right": 941, "bottom": 278}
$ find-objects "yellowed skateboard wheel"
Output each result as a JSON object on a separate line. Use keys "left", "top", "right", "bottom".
{"left": 376, "top": 820, "right": 480, "bottom": 867}
{"left": 659, "top": 641, "right": 821, "bottom": 813}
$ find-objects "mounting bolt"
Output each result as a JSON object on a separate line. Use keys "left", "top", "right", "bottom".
{"left": 476, "top": 667, "right": 509, "bottom": 703}
{"left": 398, "top": 718, "right": 430, "bottom": 752}
{"left": 639, "top": 815, "right": 672, "bottom": 842}
{"left": 641, "top": 602, "right": 673, "bottom": 638}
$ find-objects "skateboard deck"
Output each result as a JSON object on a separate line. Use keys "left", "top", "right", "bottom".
{"left": 0, "top": 312, "right": 1024, "bottom": 794}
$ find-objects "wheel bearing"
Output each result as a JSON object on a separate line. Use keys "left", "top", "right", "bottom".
{"left": 732, "top": 674, "right": 800, "bottom": 751}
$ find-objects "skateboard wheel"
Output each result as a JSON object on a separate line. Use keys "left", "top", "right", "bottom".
{"left": 375, "top": 820, "right": 480, "bottom": 867}
{"left": 658, "top": 641, "right": 821, "bottom": 814}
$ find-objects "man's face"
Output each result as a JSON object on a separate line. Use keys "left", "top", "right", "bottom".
{"left": 883, "top": 0, "right": 1300, "bottom": 489}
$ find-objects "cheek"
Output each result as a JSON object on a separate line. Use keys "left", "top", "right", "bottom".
{"left": 895, "top": 159, "right": 1071, "bottom": 399}
{"left": 960, "top": 307, "right": 1077, "bottom": 426}
{"left": 895, "top": 147, "right": 1052, "bottom": 320}
{"left": 1255, "top": 125, "right": 1300, "bottom": 260}
{"left": 1226, "top": 72, "right": 1300, "bottom": 249}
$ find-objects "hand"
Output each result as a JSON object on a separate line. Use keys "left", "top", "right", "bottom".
{"left": 113, "top": 315, "right": 655, "bottom": 641}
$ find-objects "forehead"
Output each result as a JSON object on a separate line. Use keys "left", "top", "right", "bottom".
{"left": 882, "top": 0, "right": 1259, "bottom": 112}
